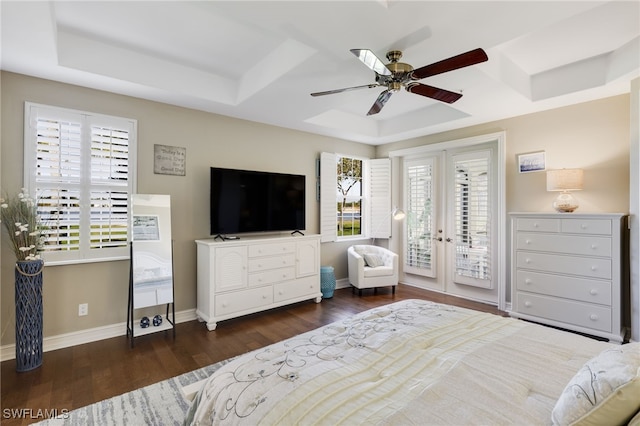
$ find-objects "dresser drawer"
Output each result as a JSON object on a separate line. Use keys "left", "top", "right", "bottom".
{"left": 249, "top": 267, "right": 295, "bottom": 287}
{"left": 515, "top": 270, "right": 612, "bottom": 305}
{"left": 274, "top": 275, "right": 319, "bottom": 302}
{"left": 515, "top": 292, "right": 612, "bottom": 333}
{"left": 215, "top": 286, "right": 273, "bottom": 316}
{"left": 561, "top": 219, "right": 612, "bottom": 235}
{"left": 248, "top": 254, "right": 295, "bottom": 272}
{"left": 515, "top": 218, "right": 560, "bottom": 233}
{"left": 516, "top": 233, "right": 612, "bottom": 257}
{"left": 249, "top": 242, "right": 295, "bottom": 257}
{"left": 516, "top": 252, "right": 611, "bottom": 279}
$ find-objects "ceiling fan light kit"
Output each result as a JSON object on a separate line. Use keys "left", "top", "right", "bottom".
{"left": 311, "top": 47, "right": 488, "bottom": 115}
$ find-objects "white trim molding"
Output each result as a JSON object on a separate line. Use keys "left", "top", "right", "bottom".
{"left": 0, "top": 309, "right": 197, "bottom": 362}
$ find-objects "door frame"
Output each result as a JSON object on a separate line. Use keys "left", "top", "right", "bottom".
{"left": 388, "top": 131, "right": 507, "bottom": 311}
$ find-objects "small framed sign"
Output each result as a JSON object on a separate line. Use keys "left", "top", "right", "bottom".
{"left": 518, "top": 151, "right": 546, "bottom": 173}
{"left": 132, "top": 215, "right": 160, "bottom": 241}
{"left": 154, "top": 144, "right": 186, "bottom": 176}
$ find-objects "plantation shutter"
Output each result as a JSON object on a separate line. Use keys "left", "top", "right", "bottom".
{"left": 404, "top": 156, "right": 436, "bottom": 277}
{"left": 33, "top": 114, "right": 83, "bottom": 253}
{"left": 369, "top": 158, "right": 391, "bottom": 239}
{"left": 451, "top": 150, "right": 492, "bottom": 288}
{"left": 320, "top": 152, "right": 337, "bottom": 243}
{"left": 89, "top": 124, "right": 131, "bottom": 250}
{"left": 25, "top": 103, "right": 136, "bottom": 264}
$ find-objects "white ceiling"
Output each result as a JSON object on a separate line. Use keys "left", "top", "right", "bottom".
{"left": 2, "top": 1, "right": 639, "bottom": 145}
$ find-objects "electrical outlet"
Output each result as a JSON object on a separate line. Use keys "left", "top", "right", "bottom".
{"left": 78, "top": 303, "right": 88, "bottom": 316}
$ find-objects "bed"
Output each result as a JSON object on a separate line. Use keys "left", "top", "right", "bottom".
{"left": 184, "top": 299, "right": 640, "bottom": 425}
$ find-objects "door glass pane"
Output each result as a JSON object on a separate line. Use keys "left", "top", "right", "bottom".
{"left": 454, "top": 155, "right": 490, "bottom": 281}
{"left": 405, "top": 160, "right": 434, "bottom": 271}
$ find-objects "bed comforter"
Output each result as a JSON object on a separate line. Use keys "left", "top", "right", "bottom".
{"left": 184, "top": 299, "right": 613, "bottom": 425}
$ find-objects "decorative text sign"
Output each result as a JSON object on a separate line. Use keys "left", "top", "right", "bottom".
{"left": 154, "top": 144, "right": 186, "bottom": 176}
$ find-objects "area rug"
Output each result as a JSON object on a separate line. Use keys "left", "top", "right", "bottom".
{"left": 35, "top": 358, "right": 232, "bottom": 426}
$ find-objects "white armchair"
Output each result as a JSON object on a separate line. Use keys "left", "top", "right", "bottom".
{"left": 348, "top": 245, "right": 399, "bottom": 295}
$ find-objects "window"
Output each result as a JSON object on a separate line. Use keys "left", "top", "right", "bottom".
{"left": 337, "top": 155, "right": 363, "bottom": 238}
{"left": 320, "top": 152, "right": 390, "bottom": 243}
{"left": 24, "top": 103, "right": 137, "bottom": 264}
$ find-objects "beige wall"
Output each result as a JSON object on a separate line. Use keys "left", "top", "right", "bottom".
{"left": 0, "top": 71, "right": 631, "bottom": 346}
{"left": 377, "top": 95, "right": 630, "bottom": 215}
{"left": 0, "top": 72, "right": 374, "bottom": 345}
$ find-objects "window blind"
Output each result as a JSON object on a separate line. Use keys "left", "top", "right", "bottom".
{"left": 453, "top": 153, "right": 491, "bottom": 283}
{"left": 405, "top": 158, "right": 435, "bottom": 273}
{"left": 25, "top": 103, "right": 136, "bottom": 264}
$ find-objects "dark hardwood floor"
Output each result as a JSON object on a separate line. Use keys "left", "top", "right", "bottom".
{"left": 1, "top": 285, "right": 505, "bottom": 425}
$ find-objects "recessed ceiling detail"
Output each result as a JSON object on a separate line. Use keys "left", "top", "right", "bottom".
{"left": 2, "top": 1, "right": 638, "bottom": 145}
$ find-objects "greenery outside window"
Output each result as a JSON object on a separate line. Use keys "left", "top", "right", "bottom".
{"left": 24, "top": 103, "right": 137, "bottom": 265}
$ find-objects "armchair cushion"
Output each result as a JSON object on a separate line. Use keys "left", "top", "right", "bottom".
{"left": 363, "top": 253, "right": 383, "bottom": 267}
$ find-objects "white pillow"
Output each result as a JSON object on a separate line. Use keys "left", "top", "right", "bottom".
{"left": 551, "top": 342, "right": 640, "bottom": 426}
{"left": 363, "top": 253, "right": 383, "bottom": 268}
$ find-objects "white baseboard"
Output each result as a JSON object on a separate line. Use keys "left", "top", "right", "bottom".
{"left": 336, "top": 278, "right": 350, "bottom": 289}
{"left": 0, "top": 309, "right": 197, "bottom": 362}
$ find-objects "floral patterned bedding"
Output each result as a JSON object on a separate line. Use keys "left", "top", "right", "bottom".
{"left": 184, "top": 299, "right": 612, "bottom": 425}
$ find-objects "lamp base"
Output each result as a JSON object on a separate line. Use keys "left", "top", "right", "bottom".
{"left": 553, "top": 192, "right": 579, "bottom": 213}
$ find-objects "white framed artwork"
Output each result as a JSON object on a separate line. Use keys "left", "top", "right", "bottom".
{"left": 518, "top": 151, "right": 546, "bottom": 173}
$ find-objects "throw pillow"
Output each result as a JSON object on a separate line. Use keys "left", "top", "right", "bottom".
{"left": 363, "top": 253, "right": 383, "bottom": 268}
{"left": 551, "top": 342, "right": 640, "bottom": 426}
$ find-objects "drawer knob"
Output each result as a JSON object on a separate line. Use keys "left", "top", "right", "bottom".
{"left": 590, "top": 289, "right": 598, "bottom": 296}
{"left": 525, "top": 258, "right": 531, "bottom": 264}
{"left": 533, "top": 223, "right": 539, "bottom": 228}
{"left": 525, "top": 239, "right": 531, "bottom": 245}
{"left": 222, "top": 302, "right": 228, "bottom": 307}
{"left": 524, "top": 301, "right": 532, "bottom": 308}
{"left": 581, "top": 224, "right": 587, "bottom": 229}
{"left": 263, "top": 294, "right": 268, "bottom": 299}
{"left": 591, "top": 266, "right": 597, "bottom": 271}
{"left": 589, "top": 314, "right": 599, "bottom": 321}
{"left": 524, "top": 279, "right": 532, "bottom": 285}
{"left": 591, "top": 244, "right": 597, "bottom": 250}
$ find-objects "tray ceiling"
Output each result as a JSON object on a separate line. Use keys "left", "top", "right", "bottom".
{"left": 2, "top": 1, "right": 638, "bottom": 145}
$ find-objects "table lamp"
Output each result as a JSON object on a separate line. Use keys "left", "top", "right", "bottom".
{"left": 546, "top": 168, "right": 584, "bottom": 213}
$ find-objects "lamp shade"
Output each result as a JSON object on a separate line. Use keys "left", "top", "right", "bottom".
{"left": 546, "top": 169, "right": 584, "bottom": 192}
{"left": 391, "top": 208, "right": 406, "bottom": 220}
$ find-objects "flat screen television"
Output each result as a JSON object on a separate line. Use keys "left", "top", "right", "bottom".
{"left": 210, "top": 167, "right": 306, "bottom": 236}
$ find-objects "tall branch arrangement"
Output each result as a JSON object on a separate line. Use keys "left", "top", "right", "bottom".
{"left": 0, "top": 188, "right": 45, "bottom": 261}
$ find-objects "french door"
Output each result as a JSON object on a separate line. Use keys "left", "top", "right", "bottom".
{"left": 402, "top": 142, "right": 499, "bottom": 303}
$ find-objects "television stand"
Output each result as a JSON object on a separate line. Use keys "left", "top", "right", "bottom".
{"left": 195, "top": 234, "right": 322, "bottom": 330}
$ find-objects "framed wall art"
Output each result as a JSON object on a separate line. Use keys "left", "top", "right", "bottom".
{"left": 518, "top": 151, "right": 546, "bottom": 173}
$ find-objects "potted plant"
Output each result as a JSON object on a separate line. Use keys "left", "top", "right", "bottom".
{"left": 1, "top": 188, "right": 45, "bottom": 371}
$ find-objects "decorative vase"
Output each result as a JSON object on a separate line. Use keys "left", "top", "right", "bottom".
{"left": 15, "top": 259, "right": 44, "bottom": 372}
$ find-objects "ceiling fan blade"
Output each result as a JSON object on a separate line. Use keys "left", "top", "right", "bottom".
{"left": 410, "top": 48, "right": 488, "bottom": 80}
{"left": 310, "top": 84, "right": 380, "bottom": 97}
{"left": 367, "top": 90, "right": 393, "bottom": 116}
{"left": 350, "top": 49, "right": 392, "bottom": 76}
{"left": 406, "top": 82, "right": 462, "bottom": 103}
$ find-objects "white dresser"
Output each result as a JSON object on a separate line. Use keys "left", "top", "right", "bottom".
{"left": 195, "top": 234, "right": 322, "bottom": 330}
{"left": 510, "top": 213, "right": 628, "bottom": 342}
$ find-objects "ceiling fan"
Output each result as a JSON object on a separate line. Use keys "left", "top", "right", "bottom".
{"left": 311, "top": 48, "right": 488, "bottom": 115}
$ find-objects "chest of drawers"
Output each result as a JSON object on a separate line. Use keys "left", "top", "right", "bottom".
{"left": 510, "top": 213, "right": 628, "bottom": 342}
{"left": 196, "top": 234, "right": 322, "bottom": 330}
